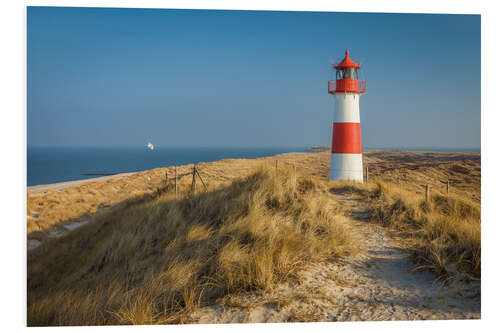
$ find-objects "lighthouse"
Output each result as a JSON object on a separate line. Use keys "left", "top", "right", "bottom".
{"left": 328, "top": 50, "right": 366, "bottom": 182}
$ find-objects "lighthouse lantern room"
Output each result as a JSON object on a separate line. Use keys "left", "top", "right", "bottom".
{"left": 328, "top": 50, "right": 366, "bottom": 182}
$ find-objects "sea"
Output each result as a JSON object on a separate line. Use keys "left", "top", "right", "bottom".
{"left": 27, "top": 147, "right": 309, "bottom": 187}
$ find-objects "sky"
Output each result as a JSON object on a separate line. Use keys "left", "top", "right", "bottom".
{"left": 27, "top": 7, "right": 481, "bottom": 149}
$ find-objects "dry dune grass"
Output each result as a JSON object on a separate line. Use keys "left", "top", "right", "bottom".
{"left": 27, "top": 166, "right": 357, "bottom": 326}
{"left": 27, "top": 150, "right": 480, "bottom": 242}
{"left": 362, "top": 150, "right": 481, "bottom": 201}
{"left": 27, "top": 169, "right": 168, "bottom": 235}
{"left": 330, "top": 180, "right": 480, "bottom": 281}
{"left": 27, "top": 157, "right": 285, "bottom": 240}
{"left": 26, "top": 150, "right": 481, "bottom": 325}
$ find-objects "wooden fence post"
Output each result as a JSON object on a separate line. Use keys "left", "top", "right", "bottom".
{"left": 192, "top": 165, "right": 197, "bottom": 193}
{"left": 447, "top": 180, "right": 450, "bottom": 194}
{"left": 275, "top": 160, "right": 279, "bottom": 169}
{"left": 196, "top": 168, "right": 208, "bottom": 192}
{"left": 425, "top": 184, "right": 430, "bottom": 202}
{"left": 174, "top": 166, "right": 178, "bottom": 196}
{"left": 365, "top": 165, "right": 369, "bottom": 183}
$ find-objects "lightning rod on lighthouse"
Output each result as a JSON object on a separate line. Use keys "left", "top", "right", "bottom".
{"left": 328, "top": 50, "right": 366, "bottom": 182}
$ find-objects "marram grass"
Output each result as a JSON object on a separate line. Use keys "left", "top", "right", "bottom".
{"left": 28, "top": 166, "right": 357, "bottom": 326}
{"left": 330, "top": 180, "right": 481, "bottom": 281}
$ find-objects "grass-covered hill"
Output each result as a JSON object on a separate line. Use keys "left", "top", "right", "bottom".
{"left": 27, "top": 150, "right": 481, "bottom": 325}
{"left": 28, "top": 167, "right": 357, "bottom": 325}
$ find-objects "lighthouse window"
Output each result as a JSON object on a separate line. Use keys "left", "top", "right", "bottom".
{"left": 336, "top": 68, "right": 358, "bottom": 79}
{"left": 336, "top": 69, "right": 344, "bottom": 80}
{"left": 344, "top": 68, "right": 358, "bottom": 79}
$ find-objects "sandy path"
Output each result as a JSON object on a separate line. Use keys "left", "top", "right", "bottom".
{"left": 190, "top": 194, "right": 480, "bottom": 323}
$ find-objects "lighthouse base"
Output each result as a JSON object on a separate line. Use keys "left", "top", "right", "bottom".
{"left": 329, "top": 153, "right": 363, "bottom": 182}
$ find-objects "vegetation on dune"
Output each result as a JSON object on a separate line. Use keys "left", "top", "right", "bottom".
{"left": 27, "top": 167, "right": 357, "bottom": 326}
{"left": 27, "top": 168, "right": 174, "bottom": 236}
{"left": 363, "top": 150, "right": 481, "bottom": 202}
{"left": 330, "top": 181, "right": 481, "bottom": 281}
{"left": 27, "top": 150, "right": 481, "bottom": 325}
{"left": 27, "top": 150, "right": 480, "bottom": 242}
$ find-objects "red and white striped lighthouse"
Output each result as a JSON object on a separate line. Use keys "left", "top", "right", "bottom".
{"left": 328, "top": 50, "right": 366, "bottom": 182}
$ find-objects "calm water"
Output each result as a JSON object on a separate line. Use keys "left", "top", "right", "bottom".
{"left": 27, "top": 147, "right": 308, "bottom": 186}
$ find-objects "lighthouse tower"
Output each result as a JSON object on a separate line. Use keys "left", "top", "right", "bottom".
{"left": 328, "top": 50, "right": 366, "bottom": 182}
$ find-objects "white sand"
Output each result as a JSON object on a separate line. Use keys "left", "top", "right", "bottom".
{"left": 64, "top": 221, "right": 88, "bottom": 231}
{"left": 28, "top": 220, "right": 91, "bottom": 252}
{"left": 48, "top": 230, "right": 65, "bottom": 238}
{"left": 27, "top": 239, "right": 42, "bottom": 251}
{"left": 27, "top": 202, "right": 115, "bottom": 251}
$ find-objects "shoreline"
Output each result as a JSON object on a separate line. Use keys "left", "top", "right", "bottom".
{"left": 26, "top": 151, "right": 313, "bottom": 192}
{"left": 27, "top": 172, "right": 137, "bottom": 193}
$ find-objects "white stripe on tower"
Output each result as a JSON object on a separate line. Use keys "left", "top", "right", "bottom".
{"left": 334, "top": 93, "right": 360, "bottom": 123}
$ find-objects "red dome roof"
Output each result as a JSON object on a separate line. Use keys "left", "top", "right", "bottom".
{"left": 334, "top": 50, "right": 361, "bottom": 69}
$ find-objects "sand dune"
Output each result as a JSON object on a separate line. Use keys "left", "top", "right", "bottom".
{"left": 26, "top": 150, "right": 480, "bottom": 248}
{"left": 26, "top": 150, "right": 480, "bottom": 325}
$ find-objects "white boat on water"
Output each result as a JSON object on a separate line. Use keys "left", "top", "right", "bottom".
{"left": 147, "top": 142, "right": 154, "bottom": 150}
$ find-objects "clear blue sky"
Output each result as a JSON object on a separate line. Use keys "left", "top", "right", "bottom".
{"left": 27, "top": 7, "right": 480, "bottom": 149}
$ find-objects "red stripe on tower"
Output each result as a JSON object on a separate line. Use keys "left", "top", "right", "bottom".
{"left": 331, "top": 122, "right": 362, "bottom": 154}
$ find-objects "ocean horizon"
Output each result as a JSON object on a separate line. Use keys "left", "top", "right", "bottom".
{"left": 27, "top": 146, "right": 480, "bottom": 187}
{"left": 27, "top": 146, "right": 310, "bottom": 187}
